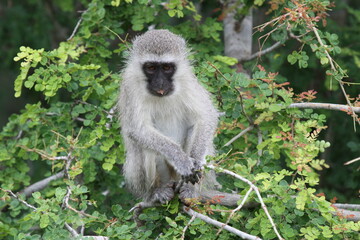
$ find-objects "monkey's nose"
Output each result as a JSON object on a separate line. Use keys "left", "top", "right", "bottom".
{"left": 156, "top": 89, "right": 165, "bottom": 95}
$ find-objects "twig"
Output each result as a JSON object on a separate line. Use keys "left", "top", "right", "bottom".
{"left": 217, "top": 187, "right": 253, "bottom": 236}
{"left": 2, "top": 189, "right": 105, "bottom": 237}
{"left": 310, "top": 25, "right": 359, "bottom": 126}
{"left": 344, "top": 157, "right": 360, "bottom": 165}
{"left": 333, "top": 203, "right": 360, "bottom": 210}
{"left": 183, "top": 206, "right": 262, "bottom": 240}
{"left": 1, "top": 189, "right": 37, "bottom": 211}
{"left": 257, "top": 129, "right": 263, "bottom": 165}
{"left": 19, "top": 171, "right": 65, "bottom": 197}
{"left": 64, "top": 223, "right": 79, "bottom": 237}
{"left": 181, "top": 214, "right": 196, "bottom": 240}
{"left": 207, "top": 165, "right": 284, "bottom": 240}
{"left": 289, "top": 102, "right": 360, "bottom": 113}
{"left": 243, "top": 41, "right": 283, "bottom": 62}
{"left": 332, "top": 208, "right": 360, "bottom": 222}
{"left": 67, "top": 11, "right": 86, "bottom": 41}
{"left": 224, "top": 125, "right": 254, "bottom": 147}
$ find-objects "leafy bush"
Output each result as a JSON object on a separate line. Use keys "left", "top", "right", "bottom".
{"left": 1, "top": 0, "right": 359, "bottom": 239}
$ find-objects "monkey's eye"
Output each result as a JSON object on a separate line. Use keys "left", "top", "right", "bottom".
{"left": 144, "top": 64, "right": 157, "bottom": 73}
{"left": 162, "top": 64, "right": 173, "bottom": 72}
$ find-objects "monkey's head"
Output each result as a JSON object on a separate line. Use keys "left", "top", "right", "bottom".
{"left": 128, "top": 29, "right": 190, "bottom": 97}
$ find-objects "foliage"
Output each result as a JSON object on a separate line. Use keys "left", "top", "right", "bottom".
{"left": 0, "top": 0, "right": 359, "bottom": 239}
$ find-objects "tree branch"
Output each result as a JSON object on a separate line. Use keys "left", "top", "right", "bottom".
{"left": 224, "top": 125, "right": 254, "bottom": 147}
{"left": 19, "top": 171, "right": 65, "bottom": 197}
{"left": 243, "top": 41, "right": 283, "bottom": 62}
{"left": 332, "top": 208, "right": 360, "bottom": 222}
{"left": 2, "top": 189, "right": 37, "bottom": 211}
{"left": 344, "top": 157, "right": 360, "bottom": 165}
{"left": 181, "top": 214, "right": 196, "bottom": 240}
{"left": 333, "top": 203, "right": 360, "bottom": 211}
{"left": 64, "top": 223, "right": 79, "bottom": 237}
{"left": 217, "top": 187, "right": 253, "bottom": 236}
{"left": 289, "top": 102, "right": 360, "bottom": 113}
{"left": 183, "top": 206, "right": 262, "bottom": 240}
{"left": 67, "top": 10, "right": 86, "bottom": 41}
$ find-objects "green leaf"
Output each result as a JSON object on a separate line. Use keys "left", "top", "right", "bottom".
{"left": 102, "top": 162, "right": 113, "bottom": 171}
{"left": 269, "top": 104, "right": 282, "bottom": 112}
{"left": 39, "top": 214, "right": 49, "bottom": 228}
{"left": 55, "top": 188, "right": 67, "bottom": 201}
{"left": 320, "top": 57, "right": 329, "bottom": 65}
{"left": 213, "top": 55, "right": 238, "bottom": 65}
{"left": 168, "top": 10, "right": 176, "bottom": 17}
{"left": 287, "top": 51, "right": 298, "bottom": 65}
{"left": 165, "top": 217, "right": 177, "bottom": 228}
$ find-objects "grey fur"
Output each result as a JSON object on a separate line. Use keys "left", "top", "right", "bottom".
{"left": 117, "top": 29, "right": 219, "bottom": 203}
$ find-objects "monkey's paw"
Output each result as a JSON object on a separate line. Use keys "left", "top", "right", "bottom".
{"left": 179, "top": 183, "right": 195, "bottom": 200}
{"left": 150, "top": 185, "right": 175, "bottom": 204}
{"left": 181, "top": 159, "right": 203, "bottom": 185}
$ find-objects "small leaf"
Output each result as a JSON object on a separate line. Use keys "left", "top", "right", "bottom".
{"left": 102, "top": 162, "right": 113, "bottom": 171}
{"left": 320, "top": 57, "right": 329, "bottom": 65}
{"left": 165, "top": 217, "right": 177, "bottom": 228}
{"left": 40, "top": 214, "right": 49, "bottom": 228}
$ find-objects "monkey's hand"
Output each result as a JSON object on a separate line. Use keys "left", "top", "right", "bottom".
{"left": 181, "top": 158, "right": 203, "bottom": 185}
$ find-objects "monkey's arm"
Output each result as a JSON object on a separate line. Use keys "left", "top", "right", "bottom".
{"left": 127, "top": 126, "right": 196, "bottom": 179}
{"left": 188, "top": 119, "right": 217, "bottom": 165}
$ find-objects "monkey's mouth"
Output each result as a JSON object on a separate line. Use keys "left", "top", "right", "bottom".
{"left": 148, "top": 87, "right": 174, "bottom": 97}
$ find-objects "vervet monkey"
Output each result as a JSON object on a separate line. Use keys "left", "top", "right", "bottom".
{"left": 118, "top": 29, "right": 219, "bottom": 204}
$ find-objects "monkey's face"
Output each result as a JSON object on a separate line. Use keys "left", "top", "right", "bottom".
{"left": 142, "top": 61, "right": 176, "bottom": 97}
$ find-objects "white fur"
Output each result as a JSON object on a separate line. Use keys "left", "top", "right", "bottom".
{"left": 118, "top": 30, "right": 218, "bottom": 201}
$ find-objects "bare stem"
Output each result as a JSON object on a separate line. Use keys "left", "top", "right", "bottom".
{"left": 217, "top": 187, "right": 253, "bottom": 236}
{"left": 289, "top": 102, "right": 360, "bottom": 113}
{"left": 183, "top": 206, "right": 262, "bottom": 240}
{"left": 243, "top": 41, "right": 283, "bottom": 62}
{"left": 2, "top": 189, "right": 37, "bottom": 211}
{"left": 181, "top": 215, "right": 196, "bottom": 240}
{"left": 224, "top": 125, "right": 254, "bottom": 147}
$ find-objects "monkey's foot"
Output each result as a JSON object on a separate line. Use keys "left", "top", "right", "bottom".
{"left": 179, "top": 183, "right": 197, "bottom": 203}
{"left": 149, "top": 185, "right": 175, "bottom": 204}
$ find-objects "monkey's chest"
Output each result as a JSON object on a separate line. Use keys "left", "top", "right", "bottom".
{"left": 152, "top": 113, "right": 189, "bottom": 145}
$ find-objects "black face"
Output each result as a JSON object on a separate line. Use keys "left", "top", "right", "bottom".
{"left": 142, "top": 61, "right": 176, "bottom": 97}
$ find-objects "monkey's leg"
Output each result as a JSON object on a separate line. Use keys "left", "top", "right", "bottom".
{"left": 130, "top": 182, "right": 176, "bottom": 227}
